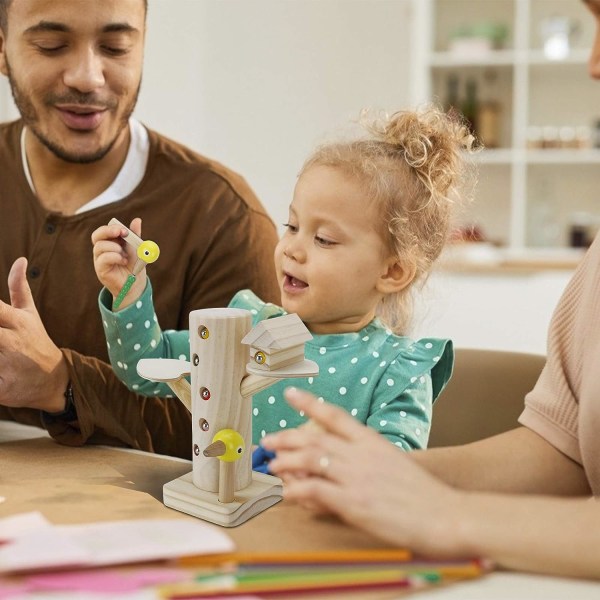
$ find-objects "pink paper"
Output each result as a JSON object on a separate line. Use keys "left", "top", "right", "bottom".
{"left": 29, "top": 567, "right": 186, "bottom": 593}
{"left": 0, "top": 582, "right": 33, "bottom": 599}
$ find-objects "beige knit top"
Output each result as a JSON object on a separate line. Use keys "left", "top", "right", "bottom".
{"left": 519, "top": 235, "right": 600, "bottom": 496}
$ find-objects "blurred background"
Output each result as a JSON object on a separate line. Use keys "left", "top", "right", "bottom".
{"left": 1, "top": 0, "right": 596, "bottom": 354}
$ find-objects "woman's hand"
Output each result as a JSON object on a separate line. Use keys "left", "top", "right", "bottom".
{"left": 263, "top": 388, "right": 468, "bottom": 557}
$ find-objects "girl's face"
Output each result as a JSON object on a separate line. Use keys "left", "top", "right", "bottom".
{"left": 274, "top": 165, "right": 397, "bottom": 334}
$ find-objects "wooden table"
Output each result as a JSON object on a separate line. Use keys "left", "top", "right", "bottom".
{"left": 2, "top": 424, "right": 600, "bottom": 599}
{"left": 0, "top": 435, "right": 392, "bottom": 554}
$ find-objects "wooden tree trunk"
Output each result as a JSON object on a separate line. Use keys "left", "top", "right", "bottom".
{"left": 189, "top": 308, "right": 252, "bottom": 493}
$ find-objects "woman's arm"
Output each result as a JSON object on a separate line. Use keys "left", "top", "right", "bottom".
{"left": 457, "top": 490, "right": 600, "bottom": 578}
{"left": 412, "top": 427, "right": 590, "bottom": 496}
{"left": 263, "top": 388, "right": 598, "bottom": 579}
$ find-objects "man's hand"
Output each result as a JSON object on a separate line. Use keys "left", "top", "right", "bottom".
{"left": 0, "top": 257, "right": 69, "bottom": 412}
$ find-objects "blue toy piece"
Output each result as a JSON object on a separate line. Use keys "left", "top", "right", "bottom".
{"left": 252, "top": 445, "right": 276, "bottom": 474}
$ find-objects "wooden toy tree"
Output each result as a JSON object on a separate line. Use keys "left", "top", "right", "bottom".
{"left": 137, "top": 308, "right": 317, "bottom": 527}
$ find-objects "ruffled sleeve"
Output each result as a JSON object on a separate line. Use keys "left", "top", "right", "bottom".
{"left": 366, "top": 338, "right": 453, "bottom": 450}
{"left": 404, "top": 338, "right": 454, "bottom": 401}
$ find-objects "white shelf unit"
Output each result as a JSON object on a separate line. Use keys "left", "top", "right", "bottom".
{"left": 412, "top": 0, "right": 600, "bottom": 249}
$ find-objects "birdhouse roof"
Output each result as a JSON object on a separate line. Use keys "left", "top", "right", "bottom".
{"left": 241, "top": 313, "right": 312, "bottom": 350}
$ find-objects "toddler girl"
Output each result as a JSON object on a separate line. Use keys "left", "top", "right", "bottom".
{"left": 92, "top": 105, "right": 473, "bottom": 452}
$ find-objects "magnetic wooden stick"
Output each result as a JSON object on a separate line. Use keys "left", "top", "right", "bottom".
{"left": 108, "top": 217, "right": 160, "bottom": 310}
{"left": 109, "top": 217, "right": 143, "bottom": 249}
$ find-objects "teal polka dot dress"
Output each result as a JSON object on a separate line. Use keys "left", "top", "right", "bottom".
{"left": 99, "top": 285, "right": 453, "bottom": 449}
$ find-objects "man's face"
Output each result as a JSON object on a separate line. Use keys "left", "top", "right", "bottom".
{"left": 0, "top": 0, "right": 145, "bottom": 164}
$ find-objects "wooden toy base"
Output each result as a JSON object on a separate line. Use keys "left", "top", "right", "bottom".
{"left": 163, "top": 470, "right": 283, "bottom": 527}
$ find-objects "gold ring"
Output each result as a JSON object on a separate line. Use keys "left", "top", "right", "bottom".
{"left": 318, "top": 455, "right": 330, "bottom": 475}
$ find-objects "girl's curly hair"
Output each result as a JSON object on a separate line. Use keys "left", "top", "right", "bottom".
{"left": 300, "top": 105, "right": 476, "bottom": 334}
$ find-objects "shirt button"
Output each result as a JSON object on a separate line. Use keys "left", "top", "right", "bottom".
{"left": 45, "top": 222, "right": 56, "bottom": 234}
{"left": 29, "top": 266, "right": 41, "bottom": 279}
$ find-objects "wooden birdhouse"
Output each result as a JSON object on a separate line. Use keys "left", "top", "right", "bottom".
{"left": 241, "top": 313, "right": 312, "bottom": 372}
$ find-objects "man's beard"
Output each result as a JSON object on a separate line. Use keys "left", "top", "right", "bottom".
{"left": 5, "top": 57, "right": 140, "bottom": 164}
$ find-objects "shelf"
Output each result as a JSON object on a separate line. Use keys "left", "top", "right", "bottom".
{"left": 416, "top": 0, "right": 598, "bottom": 250}
{"left": 525, "top": 149, "right": 600, "bottom": 164}
{"left": 431, "top": 50, "right": 516, "bottom": 67}
{"left": 431, "top": 48, "right": 589, "bottom": 68}
{"left": 467, "top": 148, "right": 600, "bottom": 165}
{"left": 439, "top": 244, "right": 585, "bottom": 273}
{"left": 469, "top": 149, "right": 600, "bottom": 165}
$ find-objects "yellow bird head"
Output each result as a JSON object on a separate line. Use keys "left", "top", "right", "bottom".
{"left": 205, "top": 429, "right": 245, "bottom": 463}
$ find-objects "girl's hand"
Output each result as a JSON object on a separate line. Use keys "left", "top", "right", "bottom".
{"left": 91, "top": 218, "right": 147, "bottom": 308}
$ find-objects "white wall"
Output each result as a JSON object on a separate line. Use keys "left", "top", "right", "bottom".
{"left": 2, "top": 1, "right": 414, "bottom": 230}
{"left": 413, "top": 270, "right": 573, "bottom": 356}
{"left": 136, "top": 0, "right": 413, "bottom": 228}
{"left": 0, "top": 78, "right": 18, "bottom": 121}
{"left": 0, "top": 0, "right": 570, "bottom": 354}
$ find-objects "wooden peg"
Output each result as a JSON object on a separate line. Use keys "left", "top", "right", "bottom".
{"left": 204, "top": 429, "right": 245, "bottom": 504}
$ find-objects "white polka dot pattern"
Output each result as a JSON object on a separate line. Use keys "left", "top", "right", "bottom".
{"left": 101, "top": 286, "right": 448, "bottom": 449}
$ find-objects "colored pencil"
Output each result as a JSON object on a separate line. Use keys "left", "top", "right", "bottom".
{"left": 160, "top": 556, "right": 490, "bottom": 598}
{"left": 177, "top": 548, "right": 412, "bottom": 567}
{"left": 160, "top": 569, "right": 432, "bottom": 598}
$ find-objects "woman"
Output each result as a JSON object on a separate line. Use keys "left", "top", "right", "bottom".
{"left": 261, "top": 0, "right": 600, "bottom": 579}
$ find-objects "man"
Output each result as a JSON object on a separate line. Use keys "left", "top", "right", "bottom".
{"left": 0, "top": 0, "right": 279, "bottom": 457}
